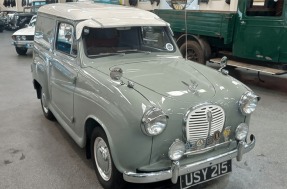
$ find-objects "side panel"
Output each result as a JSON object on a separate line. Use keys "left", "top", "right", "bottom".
{"left": 33, "top": 14, "right": 56, "bottom": 102}
{"left": 233, "top": 0, "right": 285, "bottom": 64}
{"left": 154, "top": 9, "right": 236, "bottom": 44}
{"left": 49, "top": 52, "right": 78, "bottom": 127}
{"left": 73, "top": 68, "right": 154, "bottom": 173}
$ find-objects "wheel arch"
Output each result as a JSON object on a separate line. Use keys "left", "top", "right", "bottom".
{"left": 33, "top": 79, "right": 42, "bottom": 99}
{"left": 84, "top": 116, "right": 112, "bottom": 160}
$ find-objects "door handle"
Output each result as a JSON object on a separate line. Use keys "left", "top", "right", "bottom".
{"left": 240, "top": 21, "right": 246, "bottom": 25}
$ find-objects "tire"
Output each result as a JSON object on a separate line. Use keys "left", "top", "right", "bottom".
{"left": 180, "top": 41, "right": 205, "bottom": 64}
{"left": 91, "top": 127, "right": 125, "bottom": 189}
{"left": 199, "top": 38, "right": 211, "bottom": 60}
{"left": 15, "top": 47, "right": 27, "bottom": 56}
{"left": 40, "top": 88, "right": 54, "bottom": 120}
{"left": 0, "top": 28, "right": 3, "bottom": 33}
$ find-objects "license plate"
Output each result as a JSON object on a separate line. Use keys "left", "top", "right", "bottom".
{"left": 180, "top": 160, "right": 232, "bottom": 189}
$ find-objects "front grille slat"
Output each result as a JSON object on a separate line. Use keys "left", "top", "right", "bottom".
{"left": 186, "top": 105, "right": 225, "bottom": 144}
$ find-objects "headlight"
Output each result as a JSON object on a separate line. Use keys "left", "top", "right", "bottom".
{"left": 239, "top": 91, "right": 260, "bottom": 115}
{"left": 21, "top": 35, "right": 26, "bottom": 40}
{"left": 235, "top": 123, "right": 249, "bottom": 141}
{"left": 168, "top": 139, "right": 185, "bottom": 161}
{"left": 141, "top": 107, "right": 168, "bottom": 136}
{"left": 16, "top": 36, "right": 21, "bottom": 41}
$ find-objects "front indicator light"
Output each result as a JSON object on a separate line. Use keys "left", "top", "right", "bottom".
{"left": 168, "top": 139, "right": 185, "bottom": 161}
{"left": 235, "top": 123, "right": 249, "bottom": 141}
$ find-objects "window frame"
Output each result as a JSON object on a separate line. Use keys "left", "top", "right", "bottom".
{"left": 55, "top": 21, "right": 78, "bottom": 57}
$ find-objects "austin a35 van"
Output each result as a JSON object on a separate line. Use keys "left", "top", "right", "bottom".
{"left": 31, "top": 2, "right": 258, "bottom": 189}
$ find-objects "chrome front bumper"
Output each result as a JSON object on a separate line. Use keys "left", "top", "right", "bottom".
{"left": 123, "top": 134, "right": 255, "bottom": 184}
{"left": 12, "top": 41, "right": 33, "bottom": 48}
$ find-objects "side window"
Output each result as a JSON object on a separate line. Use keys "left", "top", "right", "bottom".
{"left": 34, "top": 15, "right": 55, "bottom": 50}
{"left": 56, "top": 23, "right": 77, "bottom": 56}
{"left": 246, "top": 0, "right": 284, "bottom": 16}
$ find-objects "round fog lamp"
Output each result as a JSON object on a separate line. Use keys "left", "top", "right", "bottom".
{"left": 168, "top": 139, "right": 185, "bottom": 161}
{"left": 235, "top": 123, "right": 249, "bottom": 141}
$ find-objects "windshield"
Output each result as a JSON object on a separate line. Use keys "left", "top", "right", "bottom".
{"left": 83, "top": 26, "right": 175, "bottom": 58}
{"left": 29, "top": 16, "right": 37, "bottom": 27}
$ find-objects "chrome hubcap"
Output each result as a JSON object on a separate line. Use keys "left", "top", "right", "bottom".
{"left": 94, "top": 137, "right": 112, "bottom": 181}
{"left": 41, "top": 92, "right": 49, "bottom": 114}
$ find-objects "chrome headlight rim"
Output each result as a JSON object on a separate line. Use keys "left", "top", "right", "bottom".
{"left": 21, "top": 35, "right": 26, "bottom": 41}
{"left": 235, "top": 123, "right": 249, "bottom": 141}
{"left": 239, "top": 91, "right": 260, "bottom": 115}
{"left": 168, "top": 139, "right": 186, "bottom": 161}
{"left": 16, "top": 35, "right": 21, "bottom": 41}
{"left": 141, "top": 107, "right": 168, "bottom": 136}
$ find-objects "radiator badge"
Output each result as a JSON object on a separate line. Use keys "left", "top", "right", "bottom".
{"left": 207, "top": 110, "right": 213, "bottom": 123}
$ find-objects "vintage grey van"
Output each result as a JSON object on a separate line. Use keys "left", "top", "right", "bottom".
{"left": 31, "top": 2, "right": 258, "bottom": 189}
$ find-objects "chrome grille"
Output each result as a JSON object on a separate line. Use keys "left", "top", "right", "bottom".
{"left": 26, "top": 35, "right": 34, "bottom": 41}
{"left": 186, "top": 105, "right": 225, "bottom": 144}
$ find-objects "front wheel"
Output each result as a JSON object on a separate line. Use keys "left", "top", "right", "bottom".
{"left": 15, "top": 47, "right": 27, "bottom": 55}
{"left": 180, "top": 41, "right": 205, "bottom": 64}
{"left": 91, "top": 127, "right": 125, "bottom": 189}
{"left": 40, "top": 89, "right": 54, "bottom": 120}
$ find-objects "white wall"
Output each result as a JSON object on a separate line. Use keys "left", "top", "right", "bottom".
{"left": 135, "top": 0, "right": 239, "bottom": 11}
{"left": 0, "top": 0, "right": 23, "bottom": 12}
{"left": 199, "top": 0, "right": 238, "bottom": 12}
{"left": 0, "top": 0, "right": 66, "bottom": 12}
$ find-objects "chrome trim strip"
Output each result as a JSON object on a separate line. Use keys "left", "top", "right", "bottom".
{"left": 12, "top": 41, "right": 34, "bottom": 45}
{"left": 12, "top": 41, "right": 34, "bottom": 48}
{"left": 123, "top": 135, "right": 255, "bottom": 184}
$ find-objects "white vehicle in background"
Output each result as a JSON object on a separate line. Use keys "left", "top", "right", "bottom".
{"left": 11, "top": 15, "right": 37, "bottom": 55}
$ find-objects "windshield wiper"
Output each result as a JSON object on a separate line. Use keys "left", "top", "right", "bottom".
{"left": 116, "top": 49, "right": 151, "bottom": 54}
{"left": 88, "top": 52, "right": 125, "bottom": 58}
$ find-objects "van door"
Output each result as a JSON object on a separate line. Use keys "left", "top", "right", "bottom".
{"left": 233, "top": 0, "right": 285, "bottom": 63}
{"left": 50, "top": 22, "right": 79, "bottom": 127}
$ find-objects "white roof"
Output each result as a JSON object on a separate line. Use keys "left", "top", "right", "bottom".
{"left": 38, "top": 2, "right": 168, "bottom": 26}
{"left": 39, "top": 2, "right": 169, "bottom": 39}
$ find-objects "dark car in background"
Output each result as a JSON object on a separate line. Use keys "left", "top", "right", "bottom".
{"left": 7, "top": 1, "right": 45, "bottom": 31}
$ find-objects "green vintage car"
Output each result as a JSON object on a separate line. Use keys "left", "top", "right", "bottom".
{"left": 31, "top": 2, "right": 258, "bottom": 189}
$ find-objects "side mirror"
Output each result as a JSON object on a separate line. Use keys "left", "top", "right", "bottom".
{"left": 220, "top": 56, "right": 227, "bottom": 68}
{"left": 110, "top": 67, "right": 123, "bottom": 81}
{"left": 218, "top": 56, "right": 229, "bottom": 75}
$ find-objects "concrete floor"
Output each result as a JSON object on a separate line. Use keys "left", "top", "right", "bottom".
{"left": 0, "top": 30, "right": 286, "bottom": 189}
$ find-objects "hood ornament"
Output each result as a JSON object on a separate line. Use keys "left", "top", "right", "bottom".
{"left": 181, "top": 80, "right": 198, "bottom": 94}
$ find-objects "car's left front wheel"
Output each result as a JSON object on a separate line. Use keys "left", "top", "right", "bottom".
{"left": 15, "top": 47, "right": 27, "bottom": 55}
{"left": 91, "top": 127, "right": 125, "bottom": 189}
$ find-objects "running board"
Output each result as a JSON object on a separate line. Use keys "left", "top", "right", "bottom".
{"left": 209, "top": 58, "right": 287, "bottom": 75}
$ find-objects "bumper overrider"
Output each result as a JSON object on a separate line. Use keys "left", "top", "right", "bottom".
{"left": 12, "top": 41, "right": 34, "bottom": 49}
{"left": 123, "top": 134, "right": 255, "bottom": 184}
